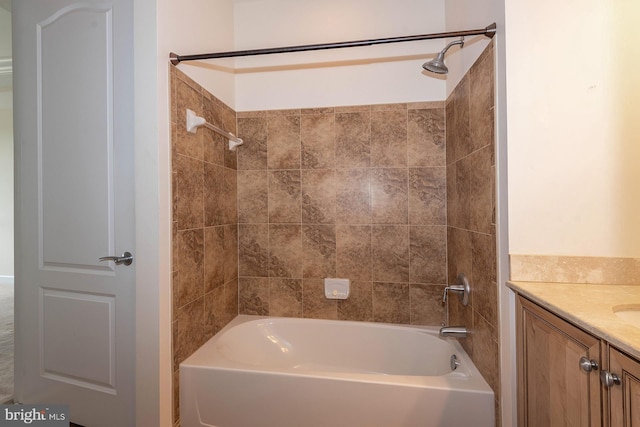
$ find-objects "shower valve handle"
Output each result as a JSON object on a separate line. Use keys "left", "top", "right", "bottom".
{"left": 442, "top": 274, "right": 470, "bottom": 306}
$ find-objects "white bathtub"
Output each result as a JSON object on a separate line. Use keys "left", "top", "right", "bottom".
{"left": 180, "top": 315, "right": 494, "bottom": 427}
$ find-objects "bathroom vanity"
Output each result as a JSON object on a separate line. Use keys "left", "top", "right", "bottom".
{"left": 509, "top": 281, "right": 640, "bottom": 426}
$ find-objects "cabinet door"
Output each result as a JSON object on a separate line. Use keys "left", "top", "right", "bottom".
{"left": 609, "top": 347, "right": 640, "bottom": 426}
{"left": 518, "top": 296, "right": 602, "bottom": 427}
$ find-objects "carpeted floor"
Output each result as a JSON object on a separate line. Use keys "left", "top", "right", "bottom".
{"left": 0, "top": 280, "right": 13, "bottom": 403}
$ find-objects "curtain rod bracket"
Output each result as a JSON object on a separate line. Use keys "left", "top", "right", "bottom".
{"left": 485, "top": 23, "right": 497, "bottom": 38}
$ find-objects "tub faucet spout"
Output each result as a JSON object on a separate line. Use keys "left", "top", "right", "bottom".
{"left": 439, "top": 326, "right": 469, "bottom": 338}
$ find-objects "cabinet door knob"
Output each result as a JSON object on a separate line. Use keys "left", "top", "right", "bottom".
{"left": 579, "top": 356, "right": 598, "bottom": 372}
{"left": 600, "top": 370, "right": 621, "bottom": 388}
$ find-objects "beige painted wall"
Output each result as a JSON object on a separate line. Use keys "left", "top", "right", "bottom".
{"left": 233, "top": 0, "right": 445, "bottom": 111}
{"left": 168, "top": 0, "right": 235, "bottom": 107}
{"left": 506, "top": 0, "right": 640, "bottom": 258}
{"left": 170, "top": 0, "right": 523, "bottom": 111}
{"left": 445, "top": 0, "right": 500, "bottom": 97}
{"left": 0, "top": 106, "right": 12, "bottom": 277}
{"left": 0, "top": 7, "right": 12, "bottom": 277}
{"left": 0, "top": 7, "right": 9, "bottom": 57}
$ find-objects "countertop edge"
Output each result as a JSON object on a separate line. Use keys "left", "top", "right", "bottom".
{"left": 507, "top": 280, "right": 640, "bottom": 361}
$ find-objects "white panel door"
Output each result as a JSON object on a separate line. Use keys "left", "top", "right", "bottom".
{"left": 13, "top": 0, "right": 135, "bottom": 425}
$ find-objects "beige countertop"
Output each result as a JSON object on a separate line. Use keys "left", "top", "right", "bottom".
{"left": 508, "top": 281, "right": 640, "bottom": 360}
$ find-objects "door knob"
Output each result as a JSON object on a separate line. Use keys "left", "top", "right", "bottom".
{"left": 99, "top": 251, "right": 133, "bottom": 266}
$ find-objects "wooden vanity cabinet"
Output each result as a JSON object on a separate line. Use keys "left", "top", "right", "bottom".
{"left": 517, "top": 296, "right": 603, "bottom": 427}
{"left": 517, "top": 295, "right": 640, "bottom": 427}
{"left": 609, "top": 347, "right": 640, "bottom": 426}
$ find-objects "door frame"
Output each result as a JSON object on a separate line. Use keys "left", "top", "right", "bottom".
{"left": 132, "top": 0, "right": 172, "bottom": 424}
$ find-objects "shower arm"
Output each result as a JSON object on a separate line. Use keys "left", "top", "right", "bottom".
{"left": 170, "top": 23, "right": 496, "bottom": 65}
{"left": 442, "top": 38, "right": 465, "bottom": 53}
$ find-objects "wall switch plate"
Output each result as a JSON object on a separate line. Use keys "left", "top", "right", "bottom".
{"left": 324, "top": 278, "right": 350, "bottom": 300}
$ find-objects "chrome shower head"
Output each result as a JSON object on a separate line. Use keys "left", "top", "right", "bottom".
{"left": 422, "top": 38, "right": 465, "bottom": 75}
{"left": 423, "top": 51, "right": 448, "bottom": 74}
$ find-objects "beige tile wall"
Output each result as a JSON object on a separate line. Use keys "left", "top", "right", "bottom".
{"left": 170, "top": 41, "right": 499, "bottom": 426}
{"left": 445, "top": 41, "right": 501, "bottom": 425}
{"left": 236, "top": 103, "right": 448, "bottom": 325}
{"left": 170, "top": 66, "right": 239, "bottom": 425}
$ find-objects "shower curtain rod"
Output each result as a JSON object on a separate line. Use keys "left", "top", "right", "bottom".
{"left": 169, "top": 23, "right": 496, "bottom": 65}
